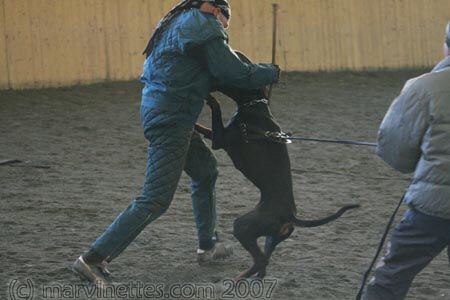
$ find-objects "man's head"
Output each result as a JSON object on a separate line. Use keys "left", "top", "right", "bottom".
{"left": 444, "top": 22, "right": 450, "bottom": 57}
{"left": 197, "top": 0, "right": 231, "bottom": 28}
{"left": 214, "top": 0, "right": 231, "bottom": 27}
{"left": 210, "top": 0, "right": 230, "bottom": 19}
{"left": 143, "top": 0, "right": 231, "bottom": 57}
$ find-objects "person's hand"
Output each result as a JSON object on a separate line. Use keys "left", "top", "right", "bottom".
{"left": 273, "top": 64, "right": 281, "bottom": 83}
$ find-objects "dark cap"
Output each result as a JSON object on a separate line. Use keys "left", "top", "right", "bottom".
{"left": 195, "top": 0, "right": 230, "bottom": 18}
{"left": 204, "top": 0, "right": 230, "bottom": 9}
{"left": 212, "top": 0, "right": 230, "bottom": 19}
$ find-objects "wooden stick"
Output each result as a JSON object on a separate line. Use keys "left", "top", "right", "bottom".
{"left": 271, "top": 3, "right": 279, "bottom": 65}
{"left": 268, "top": 3, "right": 279, "bottom": 104}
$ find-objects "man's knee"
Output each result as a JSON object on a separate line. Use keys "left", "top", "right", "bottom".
{"left": 134, "top": 195, "right": 171, "bottom": 217}
{"left": 192, "top": 165, "right": 219, "bottom": 187}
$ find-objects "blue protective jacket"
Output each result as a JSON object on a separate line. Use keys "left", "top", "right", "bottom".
{"left": 140, "top": 8, "right": 278, "bottom": 126}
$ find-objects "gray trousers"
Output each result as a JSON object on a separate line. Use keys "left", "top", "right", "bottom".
{"left": 364, "top": 209, "right": 450, "bottom": 300}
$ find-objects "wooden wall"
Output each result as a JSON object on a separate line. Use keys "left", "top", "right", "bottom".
{"left": 0, "top": 0, "right": 449, "bottom": 89}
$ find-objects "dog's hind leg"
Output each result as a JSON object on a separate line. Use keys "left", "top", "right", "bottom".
{"left": 264, "top": 224, "right": 295, "bottom": 258}
{"left": 257, "top": 225, "right": 295, "bottom": 278}
{"left": 236, "top": 239, "right": 267, "bottom": 279}
{"left": 233, "top": 211, "right": 278, "bottom": 279}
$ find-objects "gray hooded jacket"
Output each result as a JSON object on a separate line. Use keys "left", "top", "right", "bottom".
{"left": 377, "top": 56, "right": 450, "bottom": 219}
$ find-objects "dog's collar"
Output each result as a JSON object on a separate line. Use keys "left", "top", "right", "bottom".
{"left": 238, "top": 99, "right": 269, "bottom": 109}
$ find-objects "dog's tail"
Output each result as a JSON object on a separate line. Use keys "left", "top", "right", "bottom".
{"left": 293, "top": 204, "right": 360, "bottom": 227}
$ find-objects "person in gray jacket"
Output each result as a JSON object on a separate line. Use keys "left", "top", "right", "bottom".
{"left": 364, "top": 22, "right": 450, "bottom": 300}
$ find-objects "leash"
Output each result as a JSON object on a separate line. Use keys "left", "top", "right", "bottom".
{"left": 240, "top": 126, "right": 377, "bottom": 147}
{"left": 237, "top": 101, "right": 377, "bottom": 147}
{"left": 355, "top": 191, "right": 407, "bottom": 300}
{"left": 286, "top": 136, "right": 376, "bottom": 147}
{"left": 262, "top": 131, "right": 377, "bottom": 147}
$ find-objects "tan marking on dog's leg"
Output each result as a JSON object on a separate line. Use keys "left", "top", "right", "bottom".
{"left": 279, "top": 222, "right": 293, "bottom": 236}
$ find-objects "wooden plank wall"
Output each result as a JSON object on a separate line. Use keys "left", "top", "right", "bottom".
{"left": 0, "top": 0, "right": 449, "bottom": 89}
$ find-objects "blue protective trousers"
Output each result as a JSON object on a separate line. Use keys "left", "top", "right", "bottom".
{"left": 364, "top": 209, "right": 450, "bottom": 300}
{"left": 90, "top": 106, "right": 218, "bottom": 261}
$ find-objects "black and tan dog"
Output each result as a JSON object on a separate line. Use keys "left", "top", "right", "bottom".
{"left": 195, "top": 52, "right": 359, "bottom": 279}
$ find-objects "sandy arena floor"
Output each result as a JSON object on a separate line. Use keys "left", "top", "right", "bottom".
{"left": 1, "top": 71, "right": 449, "bottom": 300}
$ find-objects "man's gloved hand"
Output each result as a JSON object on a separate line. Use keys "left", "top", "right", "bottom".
{"left": 273, "top": 64, "right": 281, "bottom": 83}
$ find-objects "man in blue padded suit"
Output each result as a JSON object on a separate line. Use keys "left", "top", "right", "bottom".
{"left": 73, "top": 0, "right": 280, "bottom": 284}
{"left": 363, "top": 22, "right": 450, "bottom": 299}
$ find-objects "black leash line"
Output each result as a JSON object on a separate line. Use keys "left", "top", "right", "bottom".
{"left": 288, "top": 136, "right": 377, "bottom": 147}
{"left": 355, "top": 191, "right": 407, "bottom": 300}
{"left": 257, "top": 129, "right": 377, "bottom": 147}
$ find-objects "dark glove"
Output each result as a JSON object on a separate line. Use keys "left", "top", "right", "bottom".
{"left": 273, "top": 64, "right": 281, "bottom": 83}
